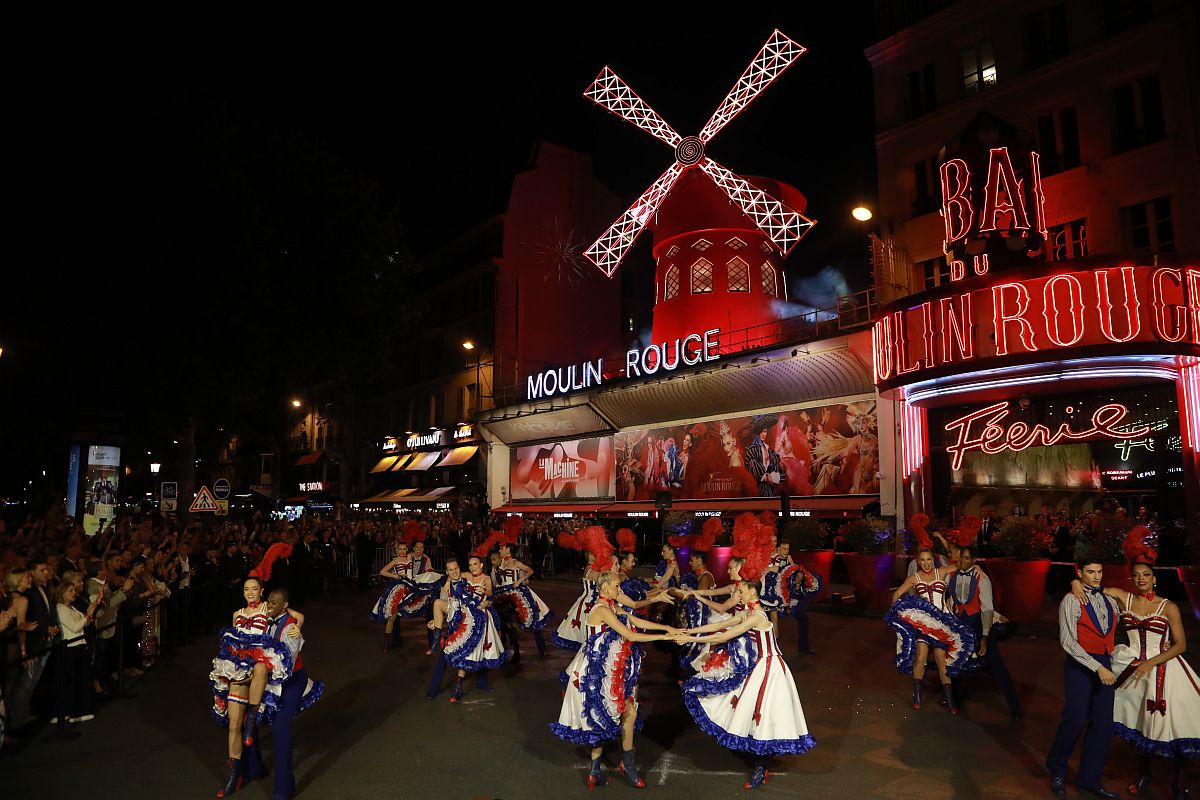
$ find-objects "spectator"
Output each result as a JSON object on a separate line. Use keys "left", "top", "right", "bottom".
{"left": 51, "top": 579, "right": 100, "bottom": 724}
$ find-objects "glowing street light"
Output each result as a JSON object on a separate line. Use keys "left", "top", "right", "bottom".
{"left": 462, "top": 341, "right": 475, "bottom": 350}
{"left": 291, "top": 399, "right": 302, "bottom": 408}
{"left": 150, "top": 463, "right": 162, "bottom": 474}
{"left": 851, "top": 206, "right": 873, "bottom": 222}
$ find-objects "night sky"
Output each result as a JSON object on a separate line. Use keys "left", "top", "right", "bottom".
{"left": 3, "top": 9, "right": 878, "bottom": 496}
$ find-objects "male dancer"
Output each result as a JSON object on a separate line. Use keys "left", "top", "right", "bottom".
{"left": 948, "top": 545, "right": 1021, "bottom": 718}
{"left": 1045, "top": 557, "right": 1119, "bottom": 798}
{"left": 244, "top": 589, "right": 322, "bottom": 800}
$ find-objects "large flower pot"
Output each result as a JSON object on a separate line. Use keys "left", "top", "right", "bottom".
{"left": 1101, "top": 563, "right": 1135, "bottom": 592}
{"left": 708, "top": 546, "right": 735, "bottom": 588}
{"left": 840, "top": 552, "right": 895, "bottom": 610}
{"left": 986, "top": 558, "right": 1051, "bottom": 623}
{"left": 1177, "top": 566, "right": 1200, "bottom": 622}
{"left": 793, "top": 549, "right": 835, "bottom": 603}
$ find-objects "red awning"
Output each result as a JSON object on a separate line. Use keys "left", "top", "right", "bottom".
{"left": 596, "top": 501, "right": 661, "bottom": 517}
{"left": 294, "top": 452, "right": 323, "bottom": 466}
{"left": 599, "top": 496, "right": 871, "bottom": 518}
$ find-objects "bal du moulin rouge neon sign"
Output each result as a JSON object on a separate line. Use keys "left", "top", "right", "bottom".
{"left": 943, "top": 401, "right": 1150, "bottom": 470}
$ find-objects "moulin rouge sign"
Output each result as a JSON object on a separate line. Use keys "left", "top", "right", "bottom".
{"left": 874, "top": 147, "right": 1200, "bottom": 389}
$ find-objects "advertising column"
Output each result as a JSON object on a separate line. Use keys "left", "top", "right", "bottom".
{"left": 82, "top": 445, "right": 121, "bottom": 535}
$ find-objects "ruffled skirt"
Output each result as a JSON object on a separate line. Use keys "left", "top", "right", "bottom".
{"left": 442, "top": 601, "right": 509, "bottom": 672}
{"left": 209, "top": 630, "right": 295, "bottom": 725}
{"left": 368, "top": 573, "right": 445, "bottom": 623}
{"left": 494, "top": 584, "right": 553, "bottom": 631}
{"left": 884, "top": 595, "right": 977, "bottom": 677}
{"left": 260, "top": 672, "right": 325, "bottom": 725}
{"left": 1112, "top": 645, "right": 1200, "bottom": 759}
{"left": 553, "top": 589, "right": 595, "bottom": 651}
{"left": 550, "top": 629, "right": 643, "bottom": 747}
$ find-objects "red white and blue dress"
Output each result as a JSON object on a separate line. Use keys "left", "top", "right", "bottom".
{"left": 682, "top": 604, "right": 815, "bottom": 755}
{"left": 759, "top": 555, "right": 822, "bottom": 616}
{"left": 654, "top": 558, "right": 680, "bottom": 589}
{"left": 554, "top": 577, "right": 600, "bottom": 651}
{"left": 209, "top": 605, "right": 296, "bottom": 724}
{"left": 259, "top": 612, "right": 325, "bottom": 724}
{"left": 369, "top": 555, "right": 445, "bottom": 623}
{"left": 441, "top": 577, "right": 509, "bottom": 672}
{"left": 1112, "top": 595, "right": 1200, "bottom": 758}
{"left": 550, "top": 601, "right": 645, "bottom": 746}
{"left": 492, "top": 559, "right": 553, "bottom": 631}
{"left": 884, "top": 568, "right": 976, "bottom": 676}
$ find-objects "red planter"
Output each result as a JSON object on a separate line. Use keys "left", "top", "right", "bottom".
{"left": 793, "top": 550, "right": 835, "bottom": 603}
{"left": 840, "top": 552, "right": 896, "bottom": 610}
{"left": 1101, "top": 563, "right": 1135, "bottom": 592}
{"left": 708, "top": 546, "right": 735, "bottom": 588}
{"left": 1177, "top": 566, "right": 1200, "bottom": 622}
{"left": 985, "top": 558, "right": 1051, "bottom": 623}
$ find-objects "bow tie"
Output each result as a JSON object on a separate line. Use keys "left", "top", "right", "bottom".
{"left": 1085, "top": 586, "right": 1105, "bottom": 596}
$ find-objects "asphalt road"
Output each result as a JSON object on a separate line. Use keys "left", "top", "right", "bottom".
{"left": 6, "top": 578, "right": 1191, "bottom": 799}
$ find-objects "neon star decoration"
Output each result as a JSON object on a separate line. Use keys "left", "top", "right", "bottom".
{"left": 582, "top": 29, "right": 815, "bottom": 277}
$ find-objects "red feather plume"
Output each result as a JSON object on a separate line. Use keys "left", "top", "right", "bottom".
{"left": 946, "top": 516, "right": 981, "bottom": 548}
{"left": 471, "top": 530, "right": 508, "bottom": 559}
{"left": 695, "top": 518, "right": 721, "bottom": 553}
{"left": 740, "top": 513, "right": 776, "bottom": 582}
{"left": 616, "top": 528, "right": 637, "bottom": 553}
{"left": 909, "top": 513, "right": 933, "bottom": 551}
{"left": 576, "top": 525, "right": 616, "bottom": 572}
{"left": 502, "top": 516, "right": 523, "bottom": 545}
{"left": 556, "top": 531, "right": 579, "bottom": 550}
{"left": 251, "top": 543, "right": 293, "bottom": 581}
{"left": 1123, "top": 525, "right": 1157, "bottom": 567}
{"left": 401, "top": 520, "right": 426, "bottom": 546}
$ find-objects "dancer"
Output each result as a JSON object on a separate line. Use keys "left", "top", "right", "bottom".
{"left": 885, "top": 547, "right": 976, "bottom": 714}
{"left": 759, "top": 535, "right": 821, "bottom": 653}
{"left": 653, "top": 543, "right": 680, "bottom": 590}
{"left": 676, "top": 512, "right": 815, "bottom": 789}
{"left": 369, "top": 522, "right": 444, "bottom": 652}
{"left": 242, "top": 588, "right": 323, "bottom": 800}
{"left": 550, "top": 555, "right": 678, "bottom": 789}
{"left": 491, "top": 519, "right": 553, "bottom": 663}
{"left": 553, "top": 539, "right": 603, "bottom": 651}
{"left": 1070, "top": 528, "right": 1197, "bottom": 797}
{"left": 615, "top": 529, "right": 653, "bottom": 605}
{"left": 429, "top": 550, "right": 509, "bottom": 703}
{"left": 948, "top": 543, "right": 1022, "bottom": 718}
{"left": 1046, "top": 548, "right": 1120, "bottom": 798}
{"left": 368, "top": 536, "right": 411, "bottom": 651}
{"left": 670, "top": 519, "right": 720, "bottom": 677}
{"left": 209, "top": 544, "right": 302, "bottom": 798}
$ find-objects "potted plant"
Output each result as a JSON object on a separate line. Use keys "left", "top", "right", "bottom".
{"left": 1088, "top": 511, "right": 1137, "bottom": 592}
{"left": 984, "top": 517, "right": 1055, "bottom": 623}
{"left": 835, "top": 516, "right": 895, "bottom": 610}
{"left": 783, "top": 517, "right": 834, "bottom": 603}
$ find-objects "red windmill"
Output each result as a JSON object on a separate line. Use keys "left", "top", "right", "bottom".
{"left": 583, "top": 30, "right": 816, "bottom": 347}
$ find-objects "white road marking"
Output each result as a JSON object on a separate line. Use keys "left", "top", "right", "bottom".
{"left": 571, "top": 751, "right": 787, "bottom": 786}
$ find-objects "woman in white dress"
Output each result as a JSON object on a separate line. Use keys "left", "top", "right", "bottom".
{"left": 1073, "top": 528, "right": 1197, "bottom": 798}
{"left": 553, "top": 538, "right": 605, "bottom": 651}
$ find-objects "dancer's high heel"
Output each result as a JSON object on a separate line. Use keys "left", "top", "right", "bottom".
{"left": 1129, "top": 774, "right": 1151, "bottom": 795}
{"left": 587, "top": 755, "right": 609, "bottom": 789}
{"left": 216, "top": 758, "right": 243, "bottom": 797}
{"left": 618, "top": 749, "right": 645, "bottom": 788}
{"left": 912, "top": 679, "right": 922, "bottom": 710}
{"left": 942, "top": 683, "right": 958, "bottom": 715}
{"left": 744, "top": 764, "right": 767, "bottom": 789}
{"left": 241, "top": 706, "right": 259, "bottom": 747}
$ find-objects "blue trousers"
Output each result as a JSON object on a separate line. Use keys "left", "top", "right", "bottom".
{"left": 1046, "top": 654, "right": 1113, "bottom": 790}
{"left": 953, "top": 613, "right": 1021, "bottom": 716}
{"left": 244, "top": 667, "right": 308, "bottom": 799}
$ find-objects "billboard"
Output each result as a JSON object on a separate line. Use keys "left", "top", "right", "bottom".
{"left": 510, "top": 436, "right": 615, "bottom": 501}
{"left": 82, "top": 445, "right": 121, "bottom": 535}
{"left": 65, "top": 445, "right": 81, "bottom": 518}
{"left": 615, "top": 400, "right": 880, "bottom": 501}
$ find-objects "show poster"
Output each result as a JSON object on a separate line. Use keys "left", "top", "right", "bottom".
{"left": 65, "top": 445, "right": 81, "bottom": 519}
{"left": 82, "top": 445, "right": 121, "bottom": 535}
{"left": 510, "top": 436, "right": 615, "bottom": 501}
{"left": 615, "top": 400, "right": 880, "bottom": 501}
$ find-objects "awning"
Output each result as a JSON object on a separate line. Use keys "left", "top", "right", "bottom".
{"left": 404, "top": 451, "right": 444, "bottom": 471}
{"left": 389, "top": 453, "right": 414, "bottom": 470}
{"left": 597, "top": 501, "right": 661, "bottom": 517}
{"left": 294, "top": 452, "right": 323, "bottom": 466}
{"left": 492, "top": 503, "right": 607, "bottom": 516}
{"left": 599, "top": 496, "right": 873, "bottom": 518}
{"left": 436, "top": 445, "right": 478, "bottom": 467}
{"left": 370, "top": 455, "right": 401, "bottom": 473}
{"left": 361, "top": 488, "right": 419, "bottom": 503}
{"left": 403, "top": 487, "right": 456, "bottom": 501}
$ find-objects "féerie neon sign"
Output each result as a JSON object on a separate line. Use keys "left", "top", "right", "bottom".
{"left": 944, "top": 401, "right": 1150, "bottom": 470}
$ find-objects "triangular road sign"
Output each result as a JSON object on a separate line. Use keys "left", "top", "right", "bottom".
{"left": 191, "top": 485, "right": 220, "bottom": 513}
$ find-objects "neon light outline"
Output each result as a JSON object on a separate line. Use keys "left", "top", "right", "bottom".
{"left": 1095, "top": 266, "right": 1142, "bottom": 343}
{"left": 978, "top": 147, "right": 1030, "bottom": 234}
{"left": 939, "top": 158, "right": 973, "bottom": 252}
{"left": 938, "top": 293, "right": 974, "bottom": 364}
{"left": 1150, "top": 268, "right": 1187, "bottom": 343}
{"left": 1028, "top": 150, "right": 1049, "bottom": 238}
{"left": 1043, "top": 273, "right": 1085, "bottom": 347}
{"left": 991, "top": 282, "right": 1038, "bottom": 355}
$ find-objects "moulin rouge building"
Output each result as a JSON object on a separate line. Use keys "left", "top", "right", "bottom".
{"left": 867, "top": 0, "right": 1200, "bottom": 552}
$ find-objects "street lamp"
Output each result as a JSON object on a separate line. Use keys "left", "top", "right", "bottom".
{"left": 852, "top": 206, "right": 874, "bottom": 222}
{"left": 462, "top": 341, "right": 475, "bottom": 350}
{"left": 150, "top": 463, "right": 162, "bottom": 474}
{"left": 291, "top": 399, "right": 302, "bottom": 408}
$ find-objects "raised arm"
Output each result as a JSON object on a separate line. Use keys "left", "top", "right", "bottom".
{"left": 677, "top": 614, "right": 759, "bottom": 645}
{"left": 509, "top": 559, "right": 533, "bottom": 586}
{"left": 592, "top": 604, "right": 669, "bottom": 644}
{"left": 378, "top": 556, "right": 403, "bottom": 579}
{"left": 891, "top": 573, "right": 919, "bottom": 605}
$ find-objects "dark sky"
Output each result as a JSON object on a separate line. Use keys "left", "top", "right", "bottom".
{"left": 3, "top": 9, "right": 878, "bottom": 495}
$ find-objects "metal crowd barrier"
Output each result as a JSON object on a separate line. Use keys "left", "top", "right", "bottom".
{"left": 371, "top": 544, "right": 456, "bottom": 578}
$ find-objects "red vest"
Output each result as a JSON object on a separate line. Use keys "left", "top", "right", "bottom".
{"left": 1076, "top": 601, "right": 1116, "bottom": 655}
{"left": 278, "top": 613, "right": 304, "bottom": 671}
{"left": 951, "top": 572, "right": 982, "bottom": 617}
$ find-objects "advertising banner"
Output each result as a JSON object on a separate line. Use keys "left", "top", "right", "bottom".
{"left": 65, "top": 445, "right": 81, "bottom": 519}
{"left": 510, "top": 436, "right": 615, "bottom": 501}
{"left": 615, "top": 400, "right": 880, "bottom": 501}
{"left": 82, "top": 445, "right": 121, "bottom": 535}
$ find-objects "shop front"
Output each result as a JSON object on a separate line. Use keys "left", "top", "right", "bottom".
{"left": 360, "top": 423, "right": 483, "bottom": 511}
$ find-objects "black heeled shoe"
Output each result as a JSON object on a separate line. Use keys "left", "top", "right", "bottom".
{"left": 942, "top": 683, "right": 957, "bottom": 716}
{"left": 1129, "top": 774, "right": 1151, "bottom": 795}
{"left": 619, "top": 749, "right": 645, "bottom": 788}
{"left": 912, "top": 680, "right": 922, "bottom": 710}
{"left": 216, "top": 758, "right": 242, "bottom": 797}
{"left": 241, "top": 706, "right": 259, "bottom": 747}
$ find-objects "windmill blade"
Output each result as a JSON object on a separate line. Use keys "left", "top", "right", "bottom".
{"left": 699, "top": 30, "right": 806, "bottom": 144}
{"left": 584, "top": 162, "right": 685, "bottom": 276}
{"left": 584, "top": 66, "right": 682, "bottom": 148}
{"left": 698, "top": 158, "right": 814, "bottom": 255}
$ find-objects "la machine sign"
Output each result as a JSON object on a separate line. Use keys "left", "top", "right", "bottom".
{"left": 527, "top": 329, "right": 721, "bottom": 401}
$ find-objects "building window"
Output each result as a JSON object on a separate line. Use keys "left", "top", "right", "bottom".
{"left": 913, "top": 156, "right": 939, "bottom": 216}
{"left": 664, "top": 265, "right": 680, "bottom": 300}
{"left": 918, "top": 256, "right": 951, "bottom": 290}
{"left": 760, "top": 263, "right": 778, "bottom": 298}
{"left": 666, "top": 245, "right": 680, "bottom": 258}
{"left": 692, "top": 238, "right": 712, "bottom": 252}
{"left": 1123, "top": 197, "right": 1174, "bottom": 253}
{"left": 691, "top": 259, "right": 713, "bottom": 294}
{"left": 759, "top": 241, "right": 773, "bottom": 254}
{"left": 1023, "top": 3, "right": 1068, "bottom": 68}
{"left": 727, "top": 257, "right": 750, "bottom": 292}
{"left": 962, "top": 40, "right": 997, "bottom": 95}
{"left": 466, "top": 384, "right": 478, "bottom": 417}
{"left": 1102, "top": 0, "right": 1152, "bottom": 36}
{"left": 1048, "top": 218, "right": 1088, "bottom": 261}
{"left": 725, "top": 236, "right": 747, "bottom": 250}
{"left": 1036, "top": 106, "right": 1081, "bottom": 175}
{"left": 1112, "top": 75, "right": 1165, "bottom": 153}
{"left": 905, "top": 62, "right": 937, "bottom": 119}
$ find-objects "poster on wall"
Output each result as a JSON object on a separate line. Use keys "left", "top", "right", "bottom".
{"left": 510, "top": 436, "right": 615, "bottom": 501}
{"left": 65, "top": 445, "right": 81, "bottom": 519}
{"left": 614, "top": 400, "right": 879, "bottom": 501}
{"left": 82, "top": 445, "right": 121, "bottom": 535}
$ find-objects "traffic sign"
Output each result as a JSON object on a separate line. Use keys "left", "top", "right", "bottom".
{"left": 161, "top": 499, "right": 178, "bottom": 512}
{"left": 216, "top": 499, "right": 229, "bottom": 516}
{"left": 190, "top": 485, "right": 219, "bottom": 513}
{"left": 161, "top": 482, "right": 178, "bottom": 500}
{"left": 213, "top": 478, "right": 231, "bottom": 500}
